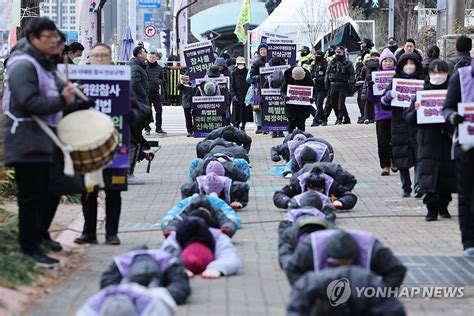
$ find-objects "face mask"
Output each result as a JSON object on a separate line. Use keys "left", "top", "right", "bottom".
{"left": 388, "top": 46, "right": 397, "bottom": 53}
{"left": 403, "top": 64, "right": 416, "bottom": 75}
{"left": 429, "top": 73, "right": 448, "bottom": 85}
{"left": 237, "top": 64, "right": 245, "bottom": 70}
{"left": 73, "top": 57, "right": 81, "bottom": 64}
{"left": 335, "top": 54, "right": 344, "bottom": 60}
{"left": 315, "top": 55, "right": 323, "bottom": 62}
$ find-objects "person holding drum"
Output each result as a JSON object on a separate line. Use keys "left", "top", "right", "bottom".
{"left": 3, "top": 18, "right": 76, "bottom": 268}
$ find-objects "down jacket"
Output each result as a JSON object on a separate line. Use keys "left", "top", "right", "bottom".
{"left": 189, "top": 155, "right": 250, "bottom": 182}
{"left": 287, "top": 267, "right": 406, "bottom": 316}
{"left": 196, "top": 138, "right": 250, "bottom": 162}
{"left": 99, "top": 247, "right": 190, "bottom": 305}
{"left": 285, "top": 229, "right": 407, "bottom": 287}
{"left": 204, "top": 126, "right": 252, "bottom": 153}
{"left": 292, "top": 162, "right": 357, "bottom": 191}
{"left": 128, "top": 57, "right": 149, "bottom": 105}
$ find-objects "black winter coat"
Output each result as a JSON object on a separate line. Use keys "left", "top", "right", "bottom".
{"left": 192, "top": 156, "right": 247, "bottom": 182}
{"left": 230, "top": 67, "right": 250, "bottom": 104}
{"left": 382, "top": 52, "right": 425, "bottom": 170}
{"left": 147, "top": 61, "right": 164, "bottom": 93}
{"left": 405, "top": 82, "right": 456, "bottom": 193}
{"left": 180, "top": 180, "right": 250, "bottom": 207}
{"left": 287, "top": 267, "right": 406, "bottom": 316}
{"left": 311, "top": 58, "right": 328, "bottom": 90}
{"left": 128, "top": 57, "right": 149, "bottom": 105}
{"left": 204, "top": 126, "right": 252, "bottom": 153}
{"left": 281, "top": 66, "right": 314, "bottom": 119}
{"left": 100, "top": 247, "right": 191, "bottom": 305}
{"left": 196, "top": 138, "right": 249, "bottom": 162}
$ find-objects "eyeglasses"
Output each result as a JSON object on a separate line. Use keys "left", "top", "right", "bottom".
{"left": 40, "top": 33, "right": 59, "bottom": 40}
{"left": 90, "top": 53, "right": 111, "bottom": 59}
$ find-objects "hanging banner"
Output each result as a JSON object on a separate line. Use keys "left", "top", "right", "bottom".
{"left": 261, "top": 88, "right": 288, "bottom": 132}
{"left": 183, "top": 41, "right": 216, "bottom": 84}
{"left": 260, "top": 30, "right": 290, "bottom": 44}
{"left": 416, "top": 90, "right": 447, "bottom": 124}
{"left": 391, "top": 78, "right": 425, "bottom": 107}
{"left": 192, "top": 96, "right": 226, "bottom": 138}
{"left": 58, "top": 64, "right": 131, "bottom": 169}
{"left": 266, "top": 38, "right": 297, "bottom": 66}
{"left": 372, "top": 70, "right": 395, "bottom": 96}
{"left": 458, "top": 103, "right": 474, "bottom": 145}
{"left": 287, "top": 84, "right": 313, "bottom": 106}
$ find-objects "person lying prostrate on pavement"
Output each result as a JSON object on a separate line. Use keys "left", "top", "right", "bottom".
{"left": 283, "top": 138, "right": 335, "bottom": 176}
{"left": 189, "top": 154, "right": 250, "bottom": 182}
{"left": 99, "top": 246, "right": 190, "bottom": 305}
{"left": 180, "top": 170, "right": 250, "bottom": 209}
{"left": 162, "top": 217, "right": 241, "bottom": 279}
{"left": 287, "top": 190, "right": 336, "bottom": 222}
{"left": 196, "top": 138, "right": 250, "bottom": 162}
{"left": 292, "top": 161, "right": 357, "bottom": 191}
{"left": 271, "top": 133, "right": 309, "bottom": 162}
{"left": 287, "top": 266, "right": 406, "bottom": 316}
{"left": 204, "top": 125, "right": 252, "bottom": 154}
{"left": 76, "top": 282, "right": 177, "bottom": 316}
{"left": 285, "top": 229, "right": 407, "bottom": 287}
{"left": 160, "top": 194, "right": 240, "bottom": 237}
{"left": 273, "top": 167, "right": 357, "bottom": 210}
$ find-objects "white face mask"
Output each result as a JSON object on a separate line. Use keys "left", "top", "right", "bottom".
{"left": 403, "top": 64, "right": 416, "bottom": 75}
{"left": 429, "top": 73, "right": 448, "bottom": 85}
{"left": 73, "top": 57, "right": 81, "bottom": 65}
{"left": 237, "top": 64, "right": 245, "bottom": 69}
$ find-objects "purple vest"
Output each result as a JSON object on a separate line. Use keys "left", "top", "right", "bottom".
{"left": 286, "top": 207, "right": 326, "bottom": 222}
{"left": 114, "top": 250, "right": 176, "bottom": 277}
{"left": 87, "top": 284, "right": 153, "bottom": 315}
{"left": 292, "top": 190, "right": 332, "bottom": 209}
{"left": 311, "top": 229, "right": 376, "bottom": 271}
{"left": 2, "top": 54, "right": 62, "bottom": 133}
{"left": 196, "top": 175, "right": 232, "bottom": 204}
{"left": 459, "top": 61, "right": 474, "bottom": 102}
{"left": 294, "top": 141, "right": 328, "bottom": 167}
{"left": 297, "top": 172, "right": 334, "bottom": 195}
{"left": 287, "top": 140, "right": 301, "bottom": 158}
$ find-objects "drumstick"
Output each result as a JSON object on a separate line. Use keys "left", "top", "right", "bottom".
{"left": 63, "top": 56, "right": 69, "bottom": 81}
{"left": 55, "top": 70, "right": 89, "bottom": 102}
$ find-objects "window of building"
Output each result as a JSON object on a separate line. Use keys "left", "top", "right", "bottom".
{"left": 70, "top": 6, "right": 76, "bottom": 14}
{"left": 70, "top": 16, "right": 76, "bottom": 24}
{"left": 52, "top": 6, "right": 57, "bottom": 13}
{"left": 62, "top": 6, "right": 68, "bottom": 14}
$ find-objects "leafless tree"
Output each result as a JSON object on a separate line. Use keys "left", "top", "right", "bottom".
{"left": 297, "top": 0, "right": 330, "bottom": 47}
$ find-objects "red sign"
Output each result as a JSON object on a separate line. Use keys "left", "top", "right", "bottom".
{"left": 144, "top": 24, "right": 156, "bottom": 37}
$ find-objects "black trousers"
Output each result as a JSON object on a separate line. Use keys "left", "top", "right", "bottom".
{"left": 310, "top": 89, "right": 328, "bottom": 122}
{"left": 456, "top": 148, "right": 474, "bottom": 249}
{"left": 357, "top": 86, "right": 364, "bottom": 117}
{"left": 287, "top": 116, "right": 306, "bottom": 132}
{"left": 323, "top": 90, "right": 338, "bottom": 122}
{"left": 183, "top": 107, "right": 193, "bottom": 133}
{"left": 148, "top": 92, "right": 162, "bottom": 131}
{"left": 375, "top": 119, "right": 392, "bottom": 168}
{"left": 14, "top": 163, "right": 58, "bottom": 254}
{"left": 364, "top": 100, "right": 375, "bottom": 120}
{"left": 423, "top": 192, "right": 452, "bottom": 211}
{"left": 329, "top": 84, "right": 349, "bottom": 121}
{"left": 81, "top": 190, "right": 122, "bottom": 236}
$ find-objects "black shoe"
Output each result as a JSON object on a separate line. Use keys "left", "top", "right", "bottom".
{"left": 32, "top": 251, "right": 59, "bottom": 269}
{"left": 271, "top": 132, "right": 278, "bottom": 138}
{"left": 402, "top": 191, "right": 411, "bottom": 198}
{"left": 278, "top": 131, "right": 284, "bottom": 137}
{"left": 311, "top": 119, "right": 320, "bottom": 127}
{"left": 343, "top": 120, "right": 351, "bottom": 124}
{"left": 414, "top": 187, "right": 424, "bottom": 199}
{"left": 105, "top": 235, "right": 121, "bottom": 245}
{"left": 43, "top": 239, "right": 63, "bottom": 252}
{"left": 186, "top": 132, "right": 193, "bottom": 137}
{"left": 439, "top": 208, "right": 451, "bottom": 219}
{"left": 156, "top": 129, "right": 167, "bottom": 135}
{"left": 425, "top": 209, "right": 438, "bottom": 221}
{"left": 255, "top": 127, "right": 262, "bottom": 134}
{"left": 263, "top": 131, "right": 269, "bottom": 135}
{"left": 74, "top": 234, "right": 98, "bottom": 245}
{"left": 357, "top": 117, "right": 364, "bottom": 124}
{"left": 335, "top": 119, "right": 342, "bottom": 125}
{"left": 321, "top": 121, "right": 328, "bottom": 126}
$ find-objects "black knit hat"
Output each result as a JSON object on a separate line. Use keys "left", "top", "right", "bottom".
{"left": 176, "top": 217, "right": 216, "bottom": 253}
{"left": 301, "top": 147, "right": 317, "bottom": 163}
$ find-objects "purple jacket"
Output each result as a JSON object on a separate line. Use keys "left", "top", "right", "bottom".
{"left": 367, "top": 86, "right": 392, "bottom": 121}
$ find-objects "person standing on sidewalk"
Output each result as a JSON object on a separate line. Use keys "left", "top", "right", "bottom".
{"left": 444, "top": 51, "right": 474, "bottom": 257}
{"left": 325, "top": 46, "right": 355, "bottom": 125}
{"left": 230, "top": 56, "right": 252, "bottom": 131}
{"left": 146, "top": 50, "right": 166, "bottom": 135}
{"left": 310, "top": 50, "right": 328, "bottom": 127}
{"left": 3, "top": 18, "right": 75, "bottom": 268}
{"left": 250, "top": 44, "right": 268, "bottom": 134}
{"left": 128, "top": 46, "right": 149, "bottom": 127}
{"left": 74, "top": 43, "right": 127, "bottom": 246}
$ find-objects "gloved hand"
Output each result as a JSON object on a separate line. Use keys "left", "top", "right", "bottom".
{"left": 230, "top": 201, "right": 243, "bottom": 209}
{"left": 185, "top": 269, "right": 195, "bottom": 279}
{"left": 221, "top": 226, "right": 231, "bottom": 236}
{"left": 201, "top": 268, "right": 222, "bottom": 279}
{"left": 271, "top": 155, "right": 282, "bottom": 162}
{"left": 389, "top": 90, "right": 398, "bottom": 100}
{"left": 449, "top": 112, "right": 465, "bottom": 125}
{"left": 333, "top": 200, "right": 343, "bottom": 209}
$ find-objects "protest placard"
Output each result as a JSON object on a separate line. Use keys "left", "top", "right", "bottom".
{"left": 183, "top": 41, "right": 215, "bottom": 83}
{"left": 58, "top": 64, "right": 130, "bottom": 169}
{"left": 391, "top": 78, "right": 425, "bottom": 107}
{"left": 458, "top": 103, "right": 474, "bottom": 145}
{"left": 372, "top": 71, "right": 395, "bottom": 96}
{"left": 266, "top": 38, "right": 297, "bottom": 66}
{"left": 286, "top": 84, "right": 313, "bottom": 106}
{"left": 195, "top": 76, "right": 230, "bottom": 90}
{"left": 261, "top": 88, "right": 288, "bottom": 132}
{"left": 259, "top": 64, "right": 291, "bottom": 87}
{"left": 192, "top": 96, "right": 226, "bottom": 138}
{"left": 416, "top": 90, "right": 447, "bottom": 124}
{"left": 260, "top": 30, "right": 290, "bottom": 44}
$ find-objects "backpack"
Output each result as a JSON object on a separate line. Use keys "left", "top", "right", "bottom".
{"left": 454, "top": 56, "right": 472, "bottom": 72}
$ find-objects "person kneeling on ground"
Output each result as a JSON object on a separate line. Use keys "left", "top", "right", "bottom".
{"left": 99, "top": 245, "right": 191, "bottom": 305}
{"left": 162, "top": 217, "right": 241, "bottom": 279}
{"left": 159, "top": 193, "right": 240, "bottom": 237}
{"left": 286, "top": 229, "right": 407, "bottom": 287}
{"left": 271, "top": 131, "right": 315, "bottom": 162}
{"left": 274, "top": 167, "right": 358, "bottom": 210}
{"left": 287, "top": 266, "right": 406, "bottom": 316}
{"left": 204, "top": 125, "right": 252, "bottom": 153}
{"left": 181, "top": 167, "right": 249, "bottom": 209}
{"left": 283, "top": 138, "right": 335, "bottom": 176}
{"left": 196, "top": 138, "right": 250, "bottom": 162}
{"left": 189, "top": 154, "right": 250, "bottom": 182}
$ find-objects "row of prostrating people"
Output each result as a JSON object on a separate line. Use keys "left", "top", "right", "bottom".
{"left": 76, "top": 126, "right": 254, "bottom": 315}
{"left": 269, "top": 132, "right": 407, "bottom": 315}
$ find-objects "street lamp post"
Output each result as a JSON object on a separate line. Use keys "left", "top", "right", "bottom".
{"left": 446, "top": 0, "right": 465, "bottom": 34}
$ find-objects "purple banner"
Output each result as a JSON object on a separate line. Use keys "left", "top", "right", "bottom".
{"left": 261, "top": 89, "right": 288, "bottom": 132}
{"left": 266, "top": 38, "right": 297, "bottom": 66}
{"left": 192, "top": 96, "right": 226, "bottom": 138}
{"left": 183, "top": 41, "right": 216, "bottom": 84}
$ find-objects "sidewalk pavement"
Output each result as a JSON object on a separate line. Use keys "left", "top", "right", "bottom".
{"left": 26, "top": 106, "right": 473, "bottom": 316}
